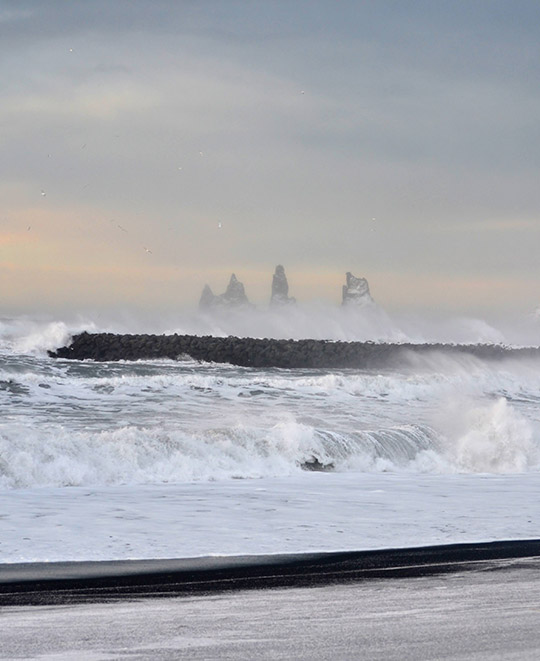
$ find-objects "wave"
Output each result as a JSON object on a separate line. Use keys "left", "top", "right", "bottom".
{"left": 0, "top": 317, "right": 92, "bottom": 356}
{"left": 6, "top": 354, "right": 540, "bottom": 407}
{"left": 1, "top": 397, "right": 537, "bottom": 489}
{"left": 6, "top": 352, "right": 540, "bottom": 440}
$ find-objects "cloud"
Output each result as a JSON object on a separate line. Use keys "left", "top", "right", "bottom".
{"left": 432, "top": 219, "right": 540, "bottom": 233}
{"left": 371, "top": 269, "right": 540, "bottom": 313}
{"left": 2, "top": 81, "right": 161, "bottom": 121}
{"left": 2, "top": 1, "right": 540, "bottom": 315}
{"left": 0, "top": 7, "right": 34, "bottom": 23}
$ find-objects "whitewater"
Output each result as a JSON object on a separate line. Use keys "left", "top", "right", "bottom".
{"left": 1, "top": 307, "right": 540, "bottom": 563}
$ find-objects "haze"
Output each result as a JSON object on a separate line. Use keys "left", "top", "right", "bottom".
{"left": 1, "top": 0, "right": 539, "bottom": 317}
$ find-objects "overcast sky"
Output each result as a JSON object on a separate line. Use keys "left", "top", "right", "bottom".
{"left": 2, "top": 0, "right": 539, "bottom": 315}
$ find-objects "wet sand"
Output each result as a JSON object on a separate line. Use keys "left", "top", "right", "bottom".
{"left": 2, "top": 539, "right": 540, "bottom": 606}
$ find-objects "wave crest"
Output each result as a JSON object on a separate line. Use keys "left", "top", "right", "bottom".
{"left": 1, "top": 405, "right": 537, "bottom": 489}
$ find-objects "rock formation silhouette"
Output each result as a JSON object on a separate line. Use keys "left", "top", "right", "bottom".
{"left": 199, "top": 268, "right": 375, "bottom": 310}
{"left": 199, "top": 274, "right": 250, "bottom": 309}
{"left": 199, "top": 284, "right": 216, "bottom": 309}
{"left": 270, "top": 265, "right": 296, "bottom": 306}
{"left": 342, "top": 272, "right": 373, "bottom": 306}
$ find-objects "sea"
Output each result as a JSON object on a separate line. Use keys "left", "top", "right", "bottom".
{"left": 1, "top": 305, "right": 540, "bottom": 563}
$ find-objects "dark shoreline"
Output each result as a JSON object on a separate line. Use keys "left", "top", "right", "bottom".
{"left": 49, "top": 332, "right": 540, "bottom": 367}
{"left": 2, "top": 539, "right": 540, "bottom": 606}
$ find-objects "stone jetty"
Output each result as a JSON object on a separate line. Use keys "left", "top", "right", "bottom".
{"left": 49, "top": 333, "right": 534, "bottom": 367}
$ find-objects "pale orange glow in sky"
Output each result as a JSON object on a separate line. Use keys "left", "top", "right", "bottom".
{"left": 1, "top": 1, "right": 539, "bottom": 317}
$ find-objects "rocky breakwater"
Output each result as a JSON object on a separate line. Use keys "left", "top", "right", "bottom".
{"left": 48, "top": 333, "right": 537, "bottom": 368}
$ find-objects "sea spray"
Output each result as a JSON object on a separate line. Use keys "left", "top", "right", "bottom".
{"left": 0, "top": 317, "right": 94, "bottom": 356}
{"left": 440, "top": 397, "right": 539, "bottom": 473}
{"left": 2, "top": 302, "right": 530, "bottom": 357}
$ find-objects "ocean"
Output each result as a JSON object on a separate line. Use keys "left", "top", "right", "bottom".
{"left": 1, "top": 308, "right": 540, "bottom": 563}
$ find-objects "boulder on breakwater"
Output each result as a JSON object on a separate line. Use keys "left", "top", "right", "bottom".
{"left": 48, "top": 332, "right": 537, "bottom": 368}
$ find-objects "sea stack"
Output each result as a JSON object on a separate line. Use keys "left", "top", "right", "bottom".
{"left": 270, "top": 265, "right": 296, "bottom": 306}
{"left": 199, "top": 273, "right": 251, "bottom": 309}
{"left": 222, "top": 273, "right": 250, "bottom": 306}
{"left": 342, "top": 272, "right": 373, "bottom": 306}
{"left": 199, "top": 284, "right": 216, "bottom": 309}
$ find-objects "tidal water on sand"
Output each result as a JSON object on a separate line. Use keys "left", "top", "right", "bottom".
{"left": 1, "top": 311, "right": 540, "bottom": 562}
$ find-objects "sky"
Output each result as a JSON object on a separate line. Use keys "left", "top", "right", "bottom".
{"left": 1, "top": 0, "right": 540, "bottom": 316}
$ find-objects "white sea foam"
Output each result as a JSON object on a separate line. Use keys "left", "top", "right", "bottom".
{"left": 3, "top": 472, "right": 540, "bottom": 562}
{"left": 0, "top": 420, "right": 436, "bottom": 489}
{"left": 1, "top": 401, "right": 537, "bottom": 490}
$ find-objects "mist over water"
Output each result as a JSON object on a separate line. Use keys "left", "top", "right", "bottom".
{"left": 2, "top": 299, "right": 540, "bottom": 356}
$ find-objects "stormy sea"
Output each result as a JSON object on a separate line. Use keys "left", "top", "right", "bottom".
{"left": 1, "top": 304, "right": 540, "bottom": 564}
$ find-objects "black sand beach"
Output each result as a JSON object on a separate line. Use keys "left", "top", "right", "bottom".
{"left": 3, "top": 541, "right": 540, "bottom": 660}
{"left": 2, "top": 539, "right": 540, "bottom": 606}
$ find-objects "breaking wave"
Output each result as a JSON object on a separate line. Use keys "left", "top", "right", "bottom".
{"left": 0, "top": 317, "right": 92, "bottom": 356}
{"left": 435, "top": 397, "right": 538, "bottom": 473}
{"left": 1, "top": 395, "right": 538, "bottom": 489}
